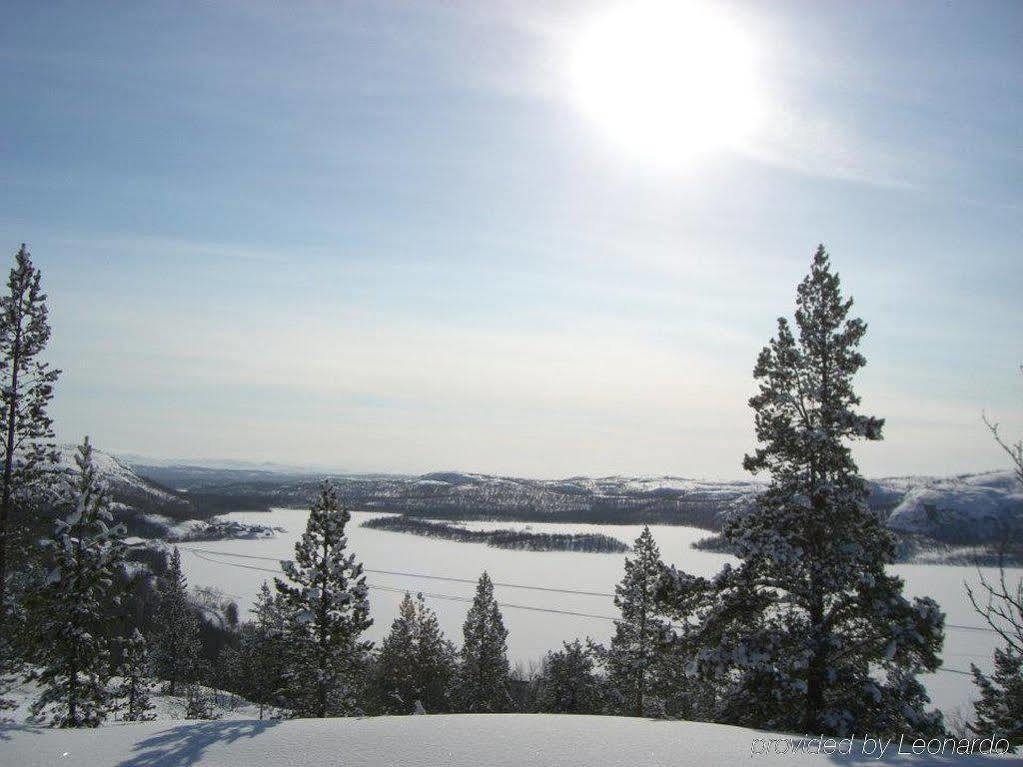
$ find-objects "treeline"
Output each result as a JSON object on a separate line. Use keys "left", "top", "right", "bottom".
{"left": 361, "top": 515, "right": 628, "bottom": 553}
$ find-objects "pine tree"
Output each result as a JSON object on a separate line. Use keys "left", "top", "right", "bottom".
{"left": 533, "top": 640, "right": 603, "bottom": 714}
{"left": 29, "top": 437, "right": 125, "bottom": 727}
{"left": 602, "top": 527, "right": 668, "bottom": 717}
{"left": 660, "top": 247, "right": 944, "bottom": 737}
{"left": 229, "top": 582, "right": 287, "bottom": 719}
{"left": 373, "top": 593, "right": 419, "bottom": 713}
{"left": 275, "top": 481, "right": 372, "bottom": 718}
{"left": 0, "top": 245, "right": 60, "bottom": 658}
{"left": 373, "top": 592, "right": 457, "bottom": 714}
{"left": 414, "top": 593, "right": 457, "bottom": 713}
{"left": 114, "top": 629, "right": 155, "bottom": 722}
{"left": 454, "top": 571, "right": 511, "bottom": 712}
{"left": 970, "top": 648, "right": 1023, "bottom": 750}
{"left": 151, "top": 548, "right": 201, "bottom": 696}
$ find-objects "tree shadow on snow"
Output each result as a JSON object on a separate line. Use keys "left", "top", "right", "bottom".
{"left": 116, "top": 719, "right": 281, "bottom": 767}
{"left": 0, "top": 723, "right": 43, "bottom": 742}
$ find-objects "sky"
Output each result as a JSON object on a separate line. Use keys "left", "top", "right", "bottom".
{"left": 0, "top": 1, "right": 1020, "bottom": 478}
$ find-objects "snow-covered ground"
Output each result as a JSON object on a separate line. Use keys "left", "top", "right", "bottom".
{"left": 173, "top": 509, "right": 1019, "bottom": 721}
{"left": 0, "top": 714, "right": 1016, "bottom": 766}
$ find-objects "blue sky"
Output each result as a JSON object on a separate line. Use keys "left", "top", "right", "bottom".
{"left": 1, "top": 1, "right": 1020, "bottom": 477}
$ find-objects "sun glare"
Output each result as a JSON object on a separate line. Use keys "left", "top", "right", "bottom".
{"left": 569, "top": 1, "right": 765, "bottom": 165}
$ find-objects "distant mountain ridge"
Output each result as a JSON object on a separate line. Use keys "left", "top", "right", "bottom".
{"left": 126, "top": 460, "right": 1022, "bottom": 546}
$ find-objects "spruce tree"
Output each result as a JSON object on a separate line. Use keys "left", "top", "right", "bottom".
{"left": 603, "top": 527, "right": 668, "bottom": 717}
{"left": 114, "top": 629, "right": 155, "bottom": 722}
{"left": 151, "top": 548, "right": 201, "bottom": 696}
{"left": 660, "top": 247, "right": 944, "bottom": 737}
{"left": 29, "top": 437, "right": 125, "bottom": 727}
{"left": 275, "top": 480, "right": 372, "bottom": 718}
{"left": 454, "top": 571, "right": 511, "bottom": 712}
{"left": 533, "top": 639, "right": 603, "bottom": 714}
{"left": 374, "top": 592, "right": 456, "bottom": 714}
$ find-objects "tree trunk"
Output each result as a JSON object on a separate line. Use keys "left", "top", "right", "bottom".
{"left": 0, "top": 305, "right": 22, "bottom": 631}
{"left": 803, "top": 597, "right": 826, "bottom": 733}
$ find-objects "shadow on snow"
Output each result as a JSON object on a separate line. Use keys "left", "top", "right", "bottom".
{"left": 115, "top": 719, "right": 282, "bottom": 767}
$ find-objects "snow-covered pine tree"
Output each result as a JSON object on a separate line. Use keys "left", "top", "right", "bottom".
{"left": 151, "top": 547, "right": 201, "bottom": 696}
{"left": 373, "top": 592, "right": 457, "bottom": 714}
{"left": 454, "top": 571, "right": 512, "bottom": 712}
{"left": 230, "top": 581, "right": 287, "bottom": 719}
{"left": 114, "top": 628, "right": 155, "bottom": 722}
{"left": 533, "top": 639, "right": 603, "bottom": 714}
{"left": 0, "top": 245, "right": 60, "bottom": 707}
{"left": 373, "top": 592, "right": 419, "bottom": 714}
{"left": 275, "top": 480, "right": 372, "bottom": 718}
{"left": 660, "top": 247, "right": 944, "bottom": 737}
{"left": 602, "top": 526, "right": 669, "bottom": 717}
{"left": 29, "top": 437, "right": 125, "bottom": 727}
{"left": 970, "top": 648, "right": 1023, "bottom": 750}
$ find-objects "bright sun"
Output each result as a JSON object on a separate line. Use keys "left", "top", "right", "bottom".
{"left": 569, "top": 1, "right": 764, "bottom": 165}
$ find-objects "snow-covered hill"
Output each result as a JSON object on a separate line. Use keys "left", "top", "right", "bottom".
{"left": 47, "top": 445, "right": 283, "bottom": 542}
{"left": 882, "top": 471, "right": 1022, "bottom": 543}
{"left": 0, "top": 714, "right": 1015, "bottom": 766}
{"left": 42, "top": 445, "right": 201, "bottom": 540}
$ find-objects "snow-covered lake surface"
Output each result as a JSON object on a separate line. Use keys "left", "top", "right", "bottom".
{"left": 176, "top": 509, "right": 1017, "bottom": 719}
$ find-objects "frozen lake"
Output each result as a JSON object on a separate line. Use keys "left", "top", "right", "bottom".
{"left": 176, "top": 508, "right": 1015, "bottom": 718}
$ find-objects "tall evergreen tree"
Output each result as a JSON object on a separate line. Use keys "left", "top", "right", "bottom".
{"left": 114, "top": 629, "right": 155, "bottom": 722}
{"left": 659, "top": 247, "right": 944, "bottom": 736}
{"left": 454, "top": 571, "right": 511, "bottom": 712}
{"left": 151, "top": 547, "right": 201, "bottom": 696}
{"left": 0, "top": 245, "right": 60, "bottom": 645}
{"left": 29, "top": 437, "right": 125, "bottom": 727}
{"left": 275, "top": 481, "right": 372, "bottom": 718}
{"left": 602, "top": 527, "right": 668, "bottom": 717}
{"left": 414, "top": 592, "right": 457, "bottom": 713}
{"left": 373, "top": 592, "right": 457, "bottom": 714}
{"left": 533, "top": 639, "right": 603, "bottom": 714}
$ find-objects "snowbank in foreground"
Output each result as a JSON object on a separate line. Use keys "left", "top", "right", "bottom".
{"left": 0, "top": 715, "right": 1015, "bottom": 767}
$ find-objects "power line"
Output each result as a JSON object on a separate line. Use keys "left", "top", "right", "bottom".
{"left": 186, "top": 549, "right": 618, "bottom": 622}
{"left": 180, "top": 546, "right": 1002, "bottom": 635}
{"left": 182, "top": 546, "right": 615, "bottom": 598}
{"left": 183, "top": 549, "right": 980, "bottom": 677}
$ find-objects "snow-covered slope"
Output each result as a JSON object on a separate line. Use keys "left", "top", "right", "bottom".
{"left": 3, "top": 674, "right": 263, "bottom": 725}
{"left": 882, "top": 471, "right": 1022, "bottom": 543}
{"left": 0, "top": 714, "right": 1015, "bottom": 767}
